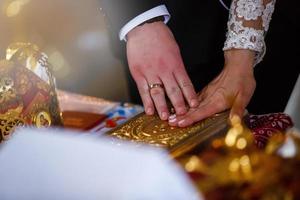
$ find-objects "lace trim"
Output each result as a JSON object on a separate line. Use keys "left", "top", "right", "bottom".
{"left": 224, "top": 18, "right": 265, "bottom": 64}
{"left": 236, "top": 0, "right": 264, "bottom": 20}
{"left": 223, "top": 0, "right": 276, "bottom": 65}
{"left": 262, "top": 1, "right": 275, "bottom": 31}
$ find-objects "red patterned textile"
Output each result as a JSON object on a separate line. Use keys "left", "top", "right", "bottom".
{"left": 244, "top": 113, "right": 294, "bottom": 148}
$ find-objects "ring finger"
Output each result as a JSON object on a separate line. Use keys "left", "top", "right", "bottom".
{"left": 147, "top": 77, "right": 169, "bottom": 120}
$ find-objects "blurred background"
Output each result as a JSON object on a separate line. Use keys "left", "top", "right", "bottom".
{"left": 0, "top": 0, "right": 129, "bottom": 102}
{"left": 0, "top": 0, "right": 299, "bottom": 117}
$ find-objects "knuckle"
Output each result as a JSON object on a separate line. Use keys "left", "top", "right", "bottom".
{"left": 132, "top": 71, "right": 141, "bottom": 79}
{"left": 180, "top": 81, "right": 193, "bottom": 89}
{"left": 167, "top": 86, "right": 181, "bottom": 96}
{"left": 216, "top": 94, "right": 228, "bottom": 108}
{"left": 170, "top": 99, "right": 187, "bottom": 114}
{"left": 157, "top": 57, "right": 167, "bottom": 67}
{"left": 130, "top": 63, "right": 142, "bottom": 72}
{"left": 137, "top": 85, "right": 149, "bottom": 95}
{"left": 158, "top": 106, "right": 167, "bottom": 112}
{"left": 157, "top": 58, "right": 173, "bottom": 72}
{"left": 150, "top": 88, "right": 163, "bottom": 96}
{"left": 139, "top": 90, "right": 148, "bottom": 96}
{"left": 211, "top": 95, "right": 227, "bottom": 109}
{"left": 174, "top": 100, "right": 185, "bottom": 107}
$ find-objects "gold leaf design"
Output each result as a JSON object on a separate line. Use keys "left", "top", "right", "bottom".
{"left": 107, "top": 111, "right": 230, "bottom": 157}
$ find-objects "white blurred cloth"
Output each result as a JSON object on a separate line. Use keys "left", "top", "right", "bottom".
{"left": 0, "top": 128, "right": 201, "bottom": 200}
{"left": 285, "top": 74, "right": 300, "bottom": 130}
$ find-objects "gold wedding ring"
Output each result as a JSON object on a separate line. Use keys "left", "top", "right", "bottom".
{"left": 149, "top": 83, "right": 164, "bottom": 90}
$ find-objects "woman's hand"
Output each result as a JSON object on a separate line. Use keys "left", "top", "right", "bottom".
{"left": 168, "top": 49, "right": 256, "bottom": 127}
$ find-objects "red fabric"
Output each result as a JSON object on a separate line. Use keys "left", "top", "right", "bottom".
{"left": 244, "top": 113, "right": 294, "bottom": 148}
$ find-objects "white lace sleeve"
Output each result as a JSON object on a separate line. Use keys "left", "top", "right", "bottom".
{"left": 223, "top": 0, "right": 276, "bottom": 65}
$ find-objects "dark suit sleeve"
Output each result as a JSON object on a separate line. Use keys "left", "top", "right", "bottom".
{"left": 100, "top": 0, "right": 163, "bottom": 36}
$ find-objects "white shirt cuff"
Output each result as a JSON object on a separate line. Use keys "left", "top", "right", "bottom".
{"left": 119, "top": 5, "right": 171, "bottom": 41}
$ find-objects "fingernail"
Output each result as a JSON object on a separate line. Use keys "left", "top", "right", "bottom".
{"left": 161, "top": 112, "right": 168, "bottom": 120}
{"left": 178, "top": 120, "right": 187, "bottom": 127}
{"left": 190, "top": 99, "right": 199, "bottom": 107}
{"left": 169, "top": 114, "right": 177, "bottom": 120}
{"left": 146, "top": 108, "right": 153, "bottom": 115}
{"left": 169, "top": 118, "right": 177, "bottom": 123}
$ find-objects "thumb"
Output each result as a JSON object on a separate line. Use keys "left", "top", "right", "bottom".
{"left": 230, "top": 92, "right": 248, "bottom": 121}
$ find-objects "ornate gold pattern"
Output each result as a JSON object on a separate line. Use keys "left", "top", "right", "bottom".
{"left": 0, "top": 106, "right": 25, "bottom": 141}
{"left": 6, "top": 42, "right": 40, "bottom": 71}
{"left": 15, "top": 70, "right": 33, "bottom": 95}
{"left": 0, "top": 43, "right": 63, "bottom": 143}
{"left": 107, "top": 111, "right": 230, "bottom": 157}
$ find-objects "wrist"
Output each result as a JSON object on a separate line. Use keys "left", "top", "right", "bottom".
{"left": 138, "top": 16, "right": 165, "bottom": 27}
{"left": 224, "top": 49, "right": 255, "bottom": 74}
{"left": 127, "top": 21, "right": 166, "bottom": 41}
{"left": 119, "top": 5, "right": 170, "bottom": 41}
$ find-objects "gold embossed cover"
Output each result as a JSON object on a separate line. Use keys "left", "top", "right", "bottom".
{"left": 106, "top": 111, "right": 229, "bottom": 158}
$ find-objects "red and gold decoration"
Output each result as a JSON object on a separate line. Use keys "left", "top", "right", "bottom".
{"left": 244, "top": 113, "right": 293, "bottom": 148}
{"left": 0, "top": 43, "right": 63, "bottom": 142}
{"left": 177, "top": 114, "right": 298, "bottom": 199}
{"left": 0, "top": 42, "right": 299, "bottom": 199}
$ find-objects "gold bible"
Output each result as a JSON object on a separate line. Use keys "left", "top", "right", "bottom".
{"left": 106, "top": 111, "right": 230, "bottom": 158}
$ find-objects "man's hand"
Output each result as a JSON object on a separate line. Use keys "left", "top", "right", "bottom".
{"left": 126, "top": 21, "right": 199, "bottom": 120}
{"left": 168, "top": 49, "right": 256, "bottom": 127}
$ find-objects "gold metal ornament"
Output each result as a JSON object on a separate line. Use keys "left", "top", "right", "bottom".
{"left": 149, "top": 83, "right": 164, "bottom": 90}
{"left": 0, "top": 43, "right": 63, "bottom": 143}
{"left": 6, "top": 42, "right": 54, "bottom": 86}
{"left": 0, "top": 106, "right": 25, "bottom": 141}
{"left": 106, "top": 111, "right": 230, "bottom": 158}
